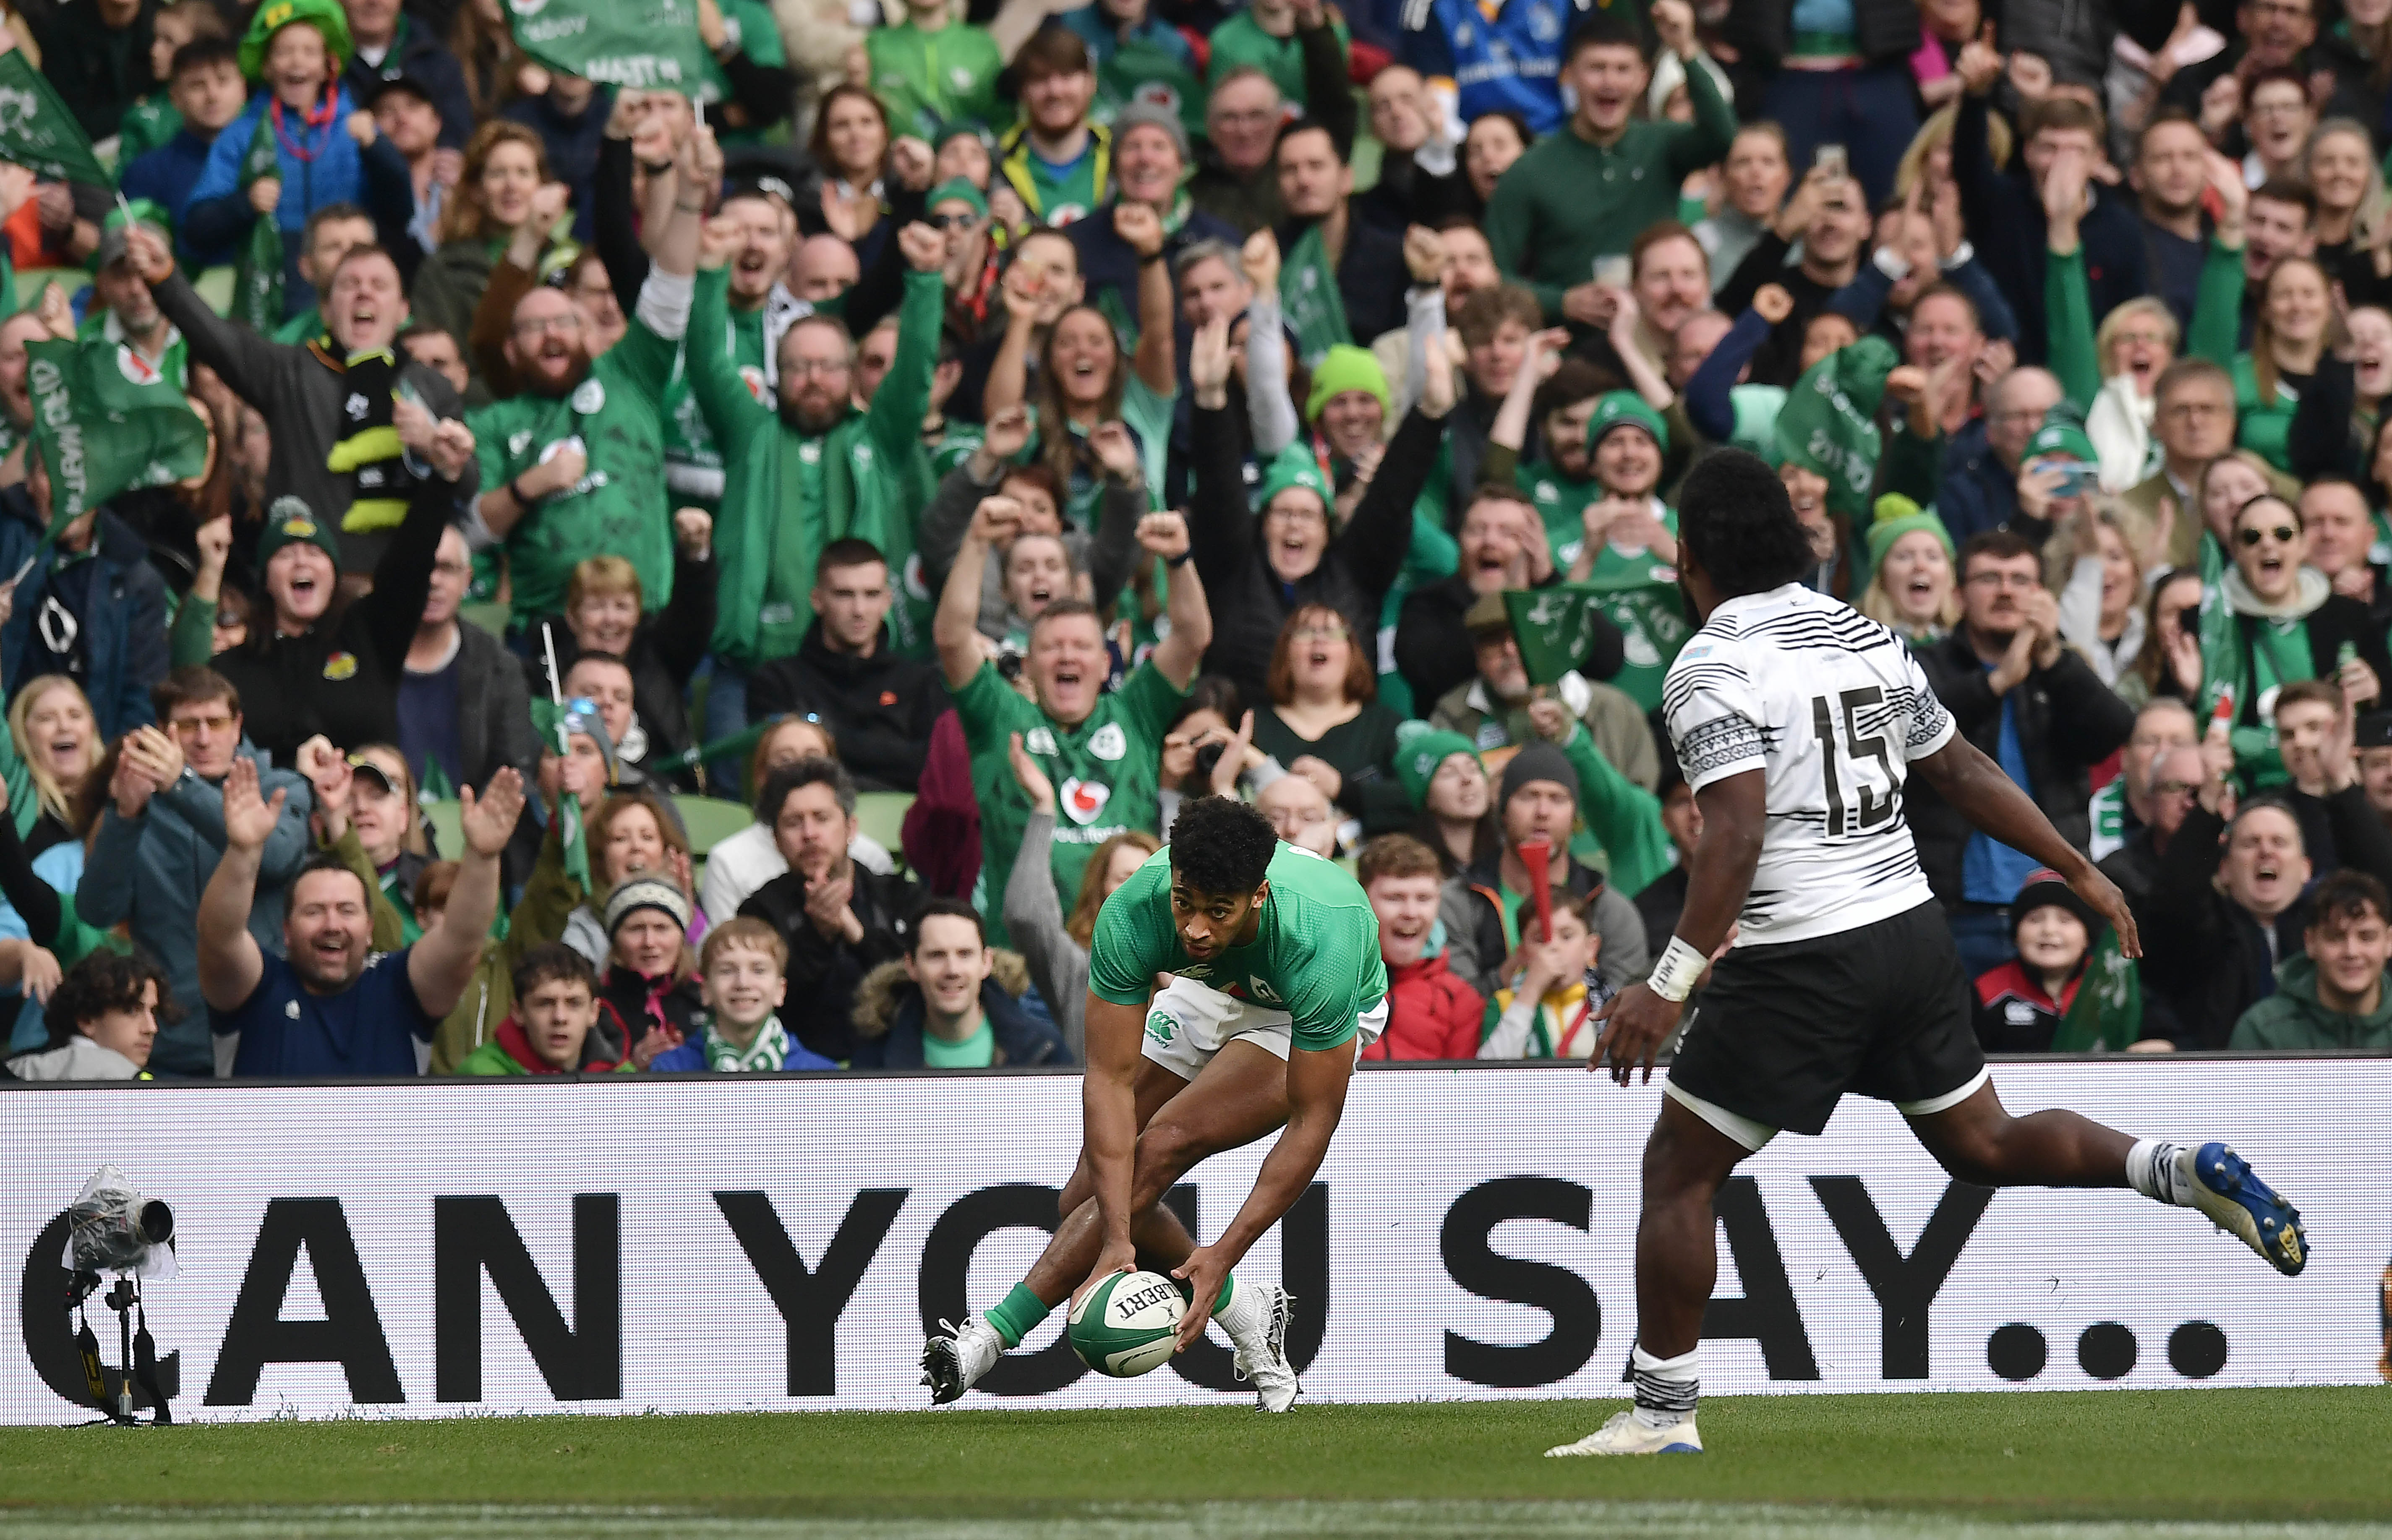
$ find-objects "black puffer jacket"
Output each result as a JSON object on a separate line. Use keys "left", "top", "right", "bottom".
{"left": 739, "top": 862, "right": 925, "bottom": 1063}
{"left": 1186, "top": 399, "right": 1444, "bottom": 702}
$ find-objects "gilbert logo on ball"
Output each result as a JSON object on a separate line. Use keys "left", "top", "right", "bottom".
{"left": 1066, "top": 1269, "right": 1185, "bottom": 1378}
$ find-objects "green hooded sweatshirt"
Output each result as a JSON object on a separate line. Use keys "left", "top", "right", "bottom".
{"left": 688, "top": 266, "right": 942, "bottom": 669}
{"left": 2228, "top": 954, "right": 2392, "bottom": 1050}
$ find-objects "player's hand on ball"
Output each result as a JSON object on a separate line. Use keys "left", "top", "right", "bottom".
{"left": 1073, "top": 1237, "right": 1139, "bottom": 1312}
{"left": 1591, "top": 981, "right": 1681, "bottom": 1086}
{"left": 1170, "top": 1244, "right": 1229, "bottom": 1352}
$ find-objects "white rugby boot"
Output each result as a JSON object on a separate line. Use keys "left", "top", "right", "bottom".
{"left": 920, "top": 1315, "right": 1004, "bottom": 1405}
{"left": 1545, "top": 1409, "right": 1705, "bottom": 1457}
{"left": 1228, "top": 1282, "right": 1301, "bottom": 1412}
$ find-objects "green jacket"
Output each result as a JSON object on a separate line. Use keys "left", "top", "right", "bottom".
{"left": 2228, "top": 954, "right": 2392, "bottom": 1050}
{"left": 689, "top": 265, "right": 941, "bottom": 669}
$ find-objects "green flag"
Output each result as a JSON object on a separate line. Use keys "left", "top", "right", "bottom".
{"left": 667, "top": 716, "right": 773, "bottom": 773}
{"left": 0, "top": 52, "right": 109, "bottom": 185}
{"left": 1279, "top": 221, "right": 1353, "bottom": 368}
{"left": 1772, "top": 335, "right": 1897, "bottom": 525}
{"left": 1504, "top": 585, "right": 1629, "bottom": 689}
{"left": 2050, "top": 927, "right": 2143, "bottom": 1052}
{"left": 507, "top": 0, "right": 710, "bottom": 93}
{"left": 1579, "top": 571, "right": 1691, "bottom": 712}
{"left": 529, "top": 698, "right": 593, "bottom": 890}
{"left": 229, "top": 111, "right": 286, "bottom": 334}
{"left": 24, "top": 337, "right": 208, "bottom": 540}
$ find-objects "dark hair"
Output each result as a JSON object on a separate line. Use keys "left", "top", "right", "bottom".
{"left": 290, "top": 852, "right": 372, "bottom": 907}
{"left": 564, "top": 649, "right": 634, "bottom": 684}
{"left": 1029, "top": 595, "right": 1102, "bottom": 639}
{"left": 2136, "top": 104, "right": 2204, "bottom": 158}
{"left": 909, "top": 895, "right": 987, "bottom": 954}
{"left": 2020, "top": 94, "right": 2105, "bottom": 145}
{"left": 44, "top": 950, "right": 178, "bottom": 1051}
{"left": 1012, "top": 24, "right": 1091, "bottom": 80}
{"left": 807, "top": 84, "right": 889, "bottom": 178}
{"left": 1959, "top": 528, "right": 2040, "bottom": 574}
{"left": 1273, "top": 117, "right": 1345, "bottom": 165}
{"left": 1907, "top": 281, "right": 1979, "bottom": 331}
{"left": 1531, "top": 358, "right": 1619, "bottom": 428}
{"left": 2274, "top": 678, "right": 2345, "bottom": 717}
{"left": 1676, "top": 449, "right": 1815, "bottom": 597}
{"left": 512, "top": 941, "right": 598, "bottom": 1003}
{"left": 1630, "top": 218, "right": 1703, "bottom": 278}
{"left": 1168, "top": 795, "right": 1278, "bottom": 896}
{"left": 2250, "top": 176, "right": 2318, "bottom": 221}
{"left": 2232, "top": 491, "right": 2303, "bottom": 533}
{"left": 396, "top": 322, "right": 458, "bottom": 350}
{"left": 151, "top": 666, "right": 240, "bottom": 720}
{"left": 1563, "top": 10, "right": 1645, "bottom": 64}
{"left": 1170, "top": 675, "right": 1244, "bottom": 731}
{"left": 2154, "top": 355, "right": 2233, "bottom": 406}
{"left": 758, "top": 755, "right": 857, "bottom": 824}
{"left": 2307, "top": 869, "right": 2392, "bottom": 933}
{"left": 1267, "top": 603, "right": 1374, "bottom": 707}
{"left": 816, "top": 537, "right": 888, "bottom": 580}
{"left": 170, "top": 37, "right": 239, "bottom": 78}
{"left": 1357, "top": 832, "right": 1442, "bottom": 887}
{"left": 1512, "top": 884, "right": 1599, "bottom": 937}
{"left": 302, "top": 201, "right": 373, "bottom": 250}
{"left": 413, "top": 859, "right": 460, "bottom": 913}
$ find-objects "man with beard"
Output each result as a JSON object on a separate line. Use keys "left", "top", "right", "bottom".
{"left": 1271, "top": 119, "right": 1405, "bottom": 369}
{"left": 1395, "top": 484, "right": 1616, "bottom": 711}
{"left": 467, "top": 130, "right": 717, "bottom": 634}
{"left": 1427, "top": 590, "right": 1658, "bottom": 793}
{"left": 200, "top": 758, "right": 522, "bottom": 1076}
{"left": 81, "top": 210, "right": 187, "bottom": 390}
{"left": 137, "top": 225, "right": 474, "bottom": 578}
{"left": 676, "top": 190, "right": 948, "bottom": 737}
{"left": 0, "top": 310, "right": 53, "bottom": 485}
{"left": 2133, "top": 111, "right": 2215, "bottom": 331}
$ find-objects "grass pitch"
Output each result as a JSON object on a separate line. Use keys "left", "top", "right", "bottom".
{"left": 2, "top": 1387, "right": 2389, "bottom": 1537}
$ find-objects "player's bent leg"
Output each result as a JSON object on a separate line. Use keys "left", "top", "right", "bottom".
{"left": 1548, "top": 1094, "right": 1754, "bottom": 1459}
{"left": 1056, "top": 1059, "right": 1197, "bottom": 1218}
{"left": 1908, "top": 1081, "right": 2307, "bottom": 1276}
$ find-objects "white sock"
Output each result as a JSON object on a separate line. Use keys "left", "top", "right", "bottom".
{"left": 1211, "top": 1271, "right": 1267, "bottom": 1344}
{"left": 1631, "top": 1343, "right": 1700, "bottom": 1428}
{"left": 2126, "top": 1139, "right": 2192, "bottom": 1206}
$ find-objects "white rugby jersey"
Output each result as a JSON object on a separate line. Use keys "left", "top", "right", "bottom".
{"left": 1661, "top": 582, "right": 1956, "bottom": 945}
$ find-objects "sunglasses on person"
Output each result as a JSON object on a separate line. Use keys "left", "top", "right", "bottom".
{"left": 924, "top": 212, "right": 980, "bottom": 231}
{"left": 2237, "top": 524, "right": 2299, "bottom": 547}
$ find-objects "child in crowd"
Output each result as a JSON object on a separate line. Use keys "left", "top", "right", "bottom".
{"left": 648, "top": 917, "right": 836, "bottom": 1072}
{"left": 120, "top": 39, "right": 253, "bottom": 271}
{"left": 115, "top": 1, "right": 234, "bottom": 165}
{"left": 1971, "top": 870, "right": 2096, "bottom": 1053}
{"left": 457, "top": 943, "right": 627, "bottom": 1074}
{"left": 1478, "top": 887, "right": 1608, "bottom": 1060}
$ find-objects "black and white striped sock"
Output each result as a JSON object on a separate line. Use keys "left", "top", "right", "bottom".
{"left": 1631, "top": 1344, "right": 1700, "bottom": 1429}
{"left": 2127, "top": 1139, "right": 2190, "bottom": 1206}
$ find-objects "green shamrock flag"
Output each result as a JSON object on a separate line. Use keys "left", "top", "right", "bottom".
{"left": 1772, "top": 334, "right": 1898, "bottom": 525}
{"left": 24, "top": 337, "right": 208, "bottom": 540}
{"left": 529, "top": 698, "right": 594, "bottom": 890}
{"left": 0, "top": 52, "right": 109, "bottom": 185}
{"left": 1504, "top": 585, "right": 1611, "bottom": 688}
{"left": 2049, "top": 926, "right": 2143, "bottom": 1052}
{"left": 1506, "top": 579, "right": 1692, "bottom": 707}
{"left": 507, "top": 0, "right": 710, "bottom": 93}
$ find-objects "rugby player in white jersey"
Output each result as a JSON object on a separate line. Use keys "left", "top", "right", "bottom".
{"left": 1548, "top": 449, "right": 2307, "bottom": 1458}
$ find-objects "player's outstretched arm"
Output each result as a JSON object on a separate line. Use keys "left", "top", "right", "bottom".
{"left": 1172, "top": 1039, "right": 1355, "bottom": 1350}
{"left": 1591, "top": 767, "right": 1767, "bottom": 1086}
{"left": 1076, "top": 994, "right": 1148, "bottom": 1301}
{"left": 1912, "top": 735, "right": 2139, "bottom": 957}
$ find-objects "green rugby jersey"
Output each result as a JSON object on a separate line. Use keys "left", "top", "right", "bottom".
{"left": 1089, "top": 842, "right": 1387, "bottom": 1052}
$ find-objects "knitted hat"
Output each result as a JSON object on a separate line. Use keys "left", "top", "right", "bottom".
{"left": 2024, "top": 419, "right": 2099, "bottom": 469}
{"left": 2010, "top": 867, "right": 2098, "bottom": 940}
{"left": 1303, "top": 344, "right": 1391, "bottom": 425}
{"left": 1500, "top": 741, "right": 1580, "bottom": 810}
{"left": 1254, "top": 443, "right": 1330, "bottom": 513}
{"left": 255, "top": 495, "right": 341, "bottom": 567}
{"left": 1586, "top": 390, "right": 1669, "bottom": 455}
{"left": 1111, "top": 99, "right": 1192, "bottom": 166}
{"left": 1863, "top": 500, "right": 1956, "bottom": 570}
{"left": 927, "top": 177, "right": 989, "bottom": 220}
{"left": 1394, "top": 729, "right": 1482, "bottom": 808}
{"left": 604, "top": 874, "right": 691, "bottom": 938}
{"left": 239, "top": 0, "right": 353, "bottom": 81}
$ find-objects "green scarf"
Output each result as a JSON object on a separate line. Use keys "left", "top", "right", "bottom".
{"left": 232, "top": 110, "right": 285, "bottom": 335}
{"left": 2196, "top": 538, "right": 2313, "bottom": 787}
{"left": 705, "top": 1012, "right": 793, "bottom": 1072}
{"left": 2050, "top": 930, "right": 2142, "bottom": 1052}
{"left": 1279, "top": 222, "right": 1352, "bottom": 369}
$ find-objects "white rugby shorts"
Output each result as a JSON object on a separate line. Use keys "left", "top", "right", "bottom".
{"left": 1139, "top": 973, "right": 1388, "bottom": 1079}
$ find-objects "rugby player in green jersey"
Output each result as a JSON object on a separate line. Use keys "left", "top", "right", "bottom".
{"left": 922, "top": 796, "right": 1388, "bottom": 1410}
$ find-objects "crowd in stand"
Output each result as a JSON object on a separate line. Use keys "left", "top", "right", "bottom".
{"left": 6, "top": 0, "right": 2392, "bottom": 1083}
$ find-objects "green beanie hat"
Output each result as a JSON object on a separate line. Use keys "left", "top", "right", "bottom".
{"left": 255, "top": 494, "right": 342, "bottom": 568}
{"left": 1863, "top": 503, "right": 1956, "bottom": 571}
{"left": 1254, "top": 444, "right": 1330, "bottom": 512}
{"left": 1585, "top": 390, "right": 1669, "bottom": 456}
{"left": 239, "top": 0, "right": 353, "bottom": 81}
{"left": 2024, "top": 418, "right": 2099, "bottom": 469}
{"left": 1394, "top": 730, "right": 1482, "bottom": 809}
{"left": 1303, "top": 344, "right": 1392, "bottom": 425}
{"left": 927, "top": 177, "right": 988, "bottom": 220}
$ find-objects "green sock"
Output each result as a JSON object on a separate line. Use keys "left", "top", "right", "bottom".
{"left": 1214, "top": 1271, "right": 1235, "bottom": 1315}
{"left": 985, "top": 1282, "right": 1051, "bottom": 1349}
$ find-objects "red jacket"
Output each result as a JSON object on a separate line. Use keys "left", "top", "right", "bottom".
{"left": 1363, "top": 953, "right": 1486, "bottom": 1061}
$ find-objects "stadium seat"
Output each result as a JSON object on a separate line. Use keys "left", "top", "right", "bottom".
{"left": 457, "top": 600, "right": 510, "bottom": 639}
{"left": 192, "top": 265, "right": 236, "bottom": 316}
{"left": 671, "top": 795, "right": 752, "bottom": 859}
{"left": 422, "top": 799, "right": 462, "bottom": 860}
{"left": 853, "top": 790, "right": 912, "bottom": 859}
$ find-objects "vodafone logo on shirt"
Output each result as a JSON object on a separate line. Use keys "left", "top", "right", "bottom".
{"left": 1060, "top": 778, "right": 1111, "bottom": 825}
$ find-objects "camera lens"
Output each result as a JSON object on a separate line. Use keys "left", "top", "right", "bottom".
{"left": 1192, "top": 741, "right": 1225, "bottom": 784}
{"left": 996, "top": 652, "right": 1024, "bottom": 681}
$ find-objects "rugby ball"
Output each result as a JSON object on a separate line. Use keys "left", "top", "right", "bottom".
{"left": 1066, "top": 1270, "right": 1186, "bottom": 1378}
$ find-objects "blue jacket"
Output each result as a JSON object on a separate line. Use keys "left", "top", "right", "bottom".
{"left": 847, "top": 959, "right": 1073, "bottom": 1069}
{"left": 1935, "top": 417, "right": 2019, "bottom": 545}
{"left": 648, "top": 1018, "right": 839, "bottom": 1073}
{"left": 188, "top": 86, "right": 367, "bottom": 238}
{"left": 0, "top": 494, "right": 169, "bottom": 743}
{"left": 120, "top": 129, "right": 234, "bottom": 268}
{"left": 78, "top": 745, "right": 315, "bottom": 1078}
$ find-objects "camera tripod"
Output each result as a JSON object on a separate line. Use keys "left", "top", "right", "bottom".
{"left": 67, "top": 1270, "right": 172, "bottom": 1427}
